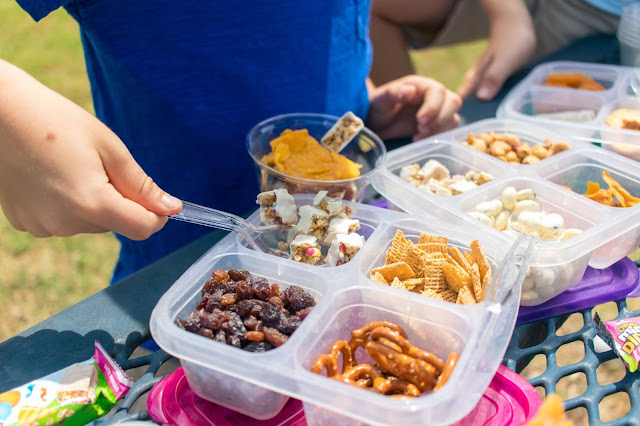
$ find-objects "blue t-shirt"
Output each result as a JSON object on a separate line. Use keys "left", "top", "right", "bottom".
{"left": 17, "top": 0, "right": 372, "bottom": 282}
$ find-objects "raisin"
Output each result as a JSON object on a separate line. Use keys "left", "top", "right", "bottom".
{"left": 270, "top": 283, "right": 280, "bottom": 297}
{"left": 202, "top": 278, "right": 216, "bottom": 296}
{"left": 297, "top": 306, "right": 313, "bottom": 320}
{"left": 285, "top": 315, "right": 302, "bottom": 334}
{"left": 268, "top": 296, "right": 284, "bottom": 309}
{"left": 243, "top": 315, "right": 259, "bottom": 330}
{"left": 214, "top": 329, "right": 226, "bottom": 343}
{"left": 221, "top": 293, "right": 237, "bottom": 306}
{"left": 221, "top": 312, "right": 247, "bottom": 336}
{"left": 198, "top": 310, "right": 223, "bottom": 330}
{"left": 263, "top": 327, "right": 289, "bottom": 347}
{"left": 235, "top": 281, "right": 254, "bottom": 300}
{"left": 282, "top": 286, "right": 316, "bottom": 313}
{"left": 226, "top": 334, "right": 242, "bottom": 348}
{"left": 252, "top": 280, "right": 272, "bottom": 301}
{"left": 259, "top": 302, "right": 281, "bottom": 323}
{"left": 228, "top": 268, "right": 248, "bottom": 281}
{"left": 245, "top": 331, "right": 265, "bottom": 342}
{"left": 198, "top": 328, "right": 214, "bottom": 339}
{"left": 244, "top": 341, "right": 273, "bottom": 353}
{"left": 211, "top": 269, "right": 231, "bottom": 284}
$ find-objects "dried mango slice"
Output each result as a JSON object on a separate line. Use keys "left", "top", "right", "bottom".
{"left": 585, "top": 181, "right": 601, "bottom": 195}
{"left": 602, "top": 171, "right": 640, "bottom": 207}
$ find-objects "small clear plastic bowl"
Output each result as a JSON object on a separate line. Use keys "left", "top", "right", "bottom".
{"left": 246, "top": 113, "right": 387, "bottom": 202}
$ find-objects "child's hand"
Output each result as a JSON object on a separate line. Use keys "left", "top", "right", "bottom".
{"left": 457, "top": 0, "right": 536, "bottom": 101}
{"left": 367, "top": 75, "right": 462, "bottom": 141}
{"left": 0, "top": 60, "right": 182, "bottom": 239}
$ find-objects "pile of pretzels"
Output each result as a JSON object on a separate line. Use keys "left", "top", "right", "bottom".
{"left": 311, "top": 321, "right": 459, "bottom": 398}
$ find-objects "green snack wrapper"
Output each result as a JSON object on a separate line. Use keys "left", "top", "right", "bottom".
{"left": 0, "top": 341, "right": 132, "bottom": 425}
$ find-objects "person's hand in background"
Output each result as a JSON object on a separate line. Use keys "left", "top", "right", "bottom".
{"left": 457, "top": 0, "right": 536, "bottom": 101}
{"left": 0, "top": 59, "right": 182, "bottom": 240}
{"left": 367, "top": 75, "right": 462, "bottom": 141}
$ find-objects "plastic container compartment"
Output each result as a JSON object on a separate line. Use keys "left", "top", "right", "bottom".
{"left": 497, "top": 61, "right": 640, "bottom": 160}
{"left": 150, "top": 196, "right": 532, "bottom": 426}
{"left": 372, "top": 118, "right": 640, "bottom": 306}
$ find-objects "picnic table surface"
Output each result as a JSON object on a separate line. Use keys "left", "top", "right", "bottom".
{"left": 2, "top": 34, "right": 636, "bottom": 425}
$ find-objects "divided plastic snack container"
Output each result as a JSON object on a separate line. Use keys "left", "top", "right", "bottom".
{"left": 372, "top": 118, "right": 640, "bottom": 306}
{"left": 496, "top": 61, "right": 640, "bottom": 160}
{"left": 150, "top": 195, "right": 533, "bottom": 426}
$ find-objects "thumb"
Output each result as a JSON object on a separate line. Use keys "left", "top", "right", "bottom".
{"left": 372, "top": 83, "right": 416, "bottom": 112}
{"left": 99, "top": 137, "right": 182, "bottom": 216}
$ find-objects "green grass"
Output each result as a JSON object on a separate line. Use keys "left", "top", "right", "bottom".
{"left": 0, "top": 3, "right": 116, "bottom": 342}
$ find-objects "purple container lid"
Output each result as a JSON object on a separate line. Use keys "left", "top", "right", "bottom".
{"left": 148, "top": 365, "right": 540, "bottom": 426}
{"left": 517, "top": 257, "right": 640, "bottom": 324}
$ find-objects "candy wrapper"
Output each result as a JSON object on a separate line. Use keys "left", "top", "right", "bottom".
{"left": 594, "top": 313, "right": 640, "bottom": 372}
{"left": 0, "top": 341, "right": 132, "bottom": 425}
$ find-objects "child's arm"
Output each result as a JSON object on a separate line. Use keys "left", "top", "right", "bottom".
{"left": 0, "top": 59, "right": 182, "bottom": 239}
{"left": 457, "top": 0, "right": 536, "bottom": 100}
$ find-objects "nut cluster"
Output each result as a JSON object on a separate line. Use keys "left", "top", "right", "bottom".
{"left": 461, "top": 132, "right": 570, "bottom": 164}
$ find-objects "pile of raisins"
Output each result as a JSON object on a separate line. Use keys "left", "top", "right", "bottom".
{"left": 177, "top": 268, "right": 315, "bottom": 352}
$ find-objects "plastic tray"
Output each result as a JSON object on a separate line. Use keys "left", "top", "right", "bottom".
{"left": 496, "top": 61, "right": 640, "bottom": 160}
{"left": 372, "top": 118, "right": 640, "bottom": 306}
{"left": 147, "top": 364, "right": 541, "bottom": 426}
{"left": 150, "top": 195, "right": 533, "bottom": 426}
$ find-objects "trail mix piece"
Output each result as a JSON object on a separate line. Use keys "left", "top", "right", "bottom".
{"left": 565, "top": 170, "right": 640, "bottom": 207}
{"left": 320, "top": 111, "right": 365, "bottom": 153}
{"left": 257, "top": 188, "right": 298, "bottom": 226}
{"left": 461, "top": 132, "right": 570, "bottom": 164}
{"left": 399, "top": 159, "right": 492, "bottom": 196}
{"left": 178, "top": 269, "right": 315, "bottom": 351}
{"left": 290, "top": 234, "right": 323, "bottom": 265}
{"left": 370, "top": 230, "right": 493, "bottom": 304}
{"left": 325, "top": 233, "right": 365, "bottom": 267}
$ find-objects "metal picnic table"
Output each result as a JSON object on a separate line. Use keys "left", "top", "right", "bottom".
{"left": 1, "top": 34, "right": 638, "bottom": 425}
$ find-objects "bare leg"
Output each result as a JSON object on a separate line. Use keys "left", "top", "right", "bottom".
{"left": 370, "top": 0, "right": 458, "bottom": 85}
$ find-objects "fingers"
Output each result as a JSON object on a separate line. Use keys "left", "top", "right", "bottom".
{"left": 85, "top": 185, "right": 169, "bottom": 240}
{"left": 415, "top": 85, "right": 461, "bottom": 139}
{"left": 475, "top": 59, "right": 511, "bottom": 101}
{"left": 457, "top": 50, "right": 493, "bottom": 99}
{"left": 99, "top": 135, "right": 182, "bottom": 217}
{"left": 415, "top": 83, "right": 446, "bottom": 135}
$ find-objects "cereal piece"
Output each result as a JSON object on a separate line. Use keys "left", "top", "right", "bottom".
{"left": 371, "top": 262, "right": 415, "bottom": 282}
{"left": 257, "top": 188, "right": 298, "bottom": 226}
{"left": 449, "top": 246, "right": 472, "bottom": 275}
{"left": 403, "top": 244, "right": 429, "bottom": 276}
{"left": 401, "top": 278, "right": 425, "bottom": 291}
{"left": 442, "top": 262, "right": 471, "bottom": 293}
{"left": 325, "top": 233, "right": 365, "bottom": 266}
{"left": 321, "top": 111, "right": 364, "bottom": 153}
{"left": 456, "top": 286, "right": 476, "bottom": 305}
{"left": 470, "top": 240, "right": 490, "bottom": 282}
{"left": 421, "top": 253, "right": 446, "bottom": 288}
{"left": 324, "top": 218, "right": 361, "bottom": 243}
{"left": 440, "top": 289, "right": 459, "bottom": 303}
{"left": 294, "top": 205, "right": 329, "bottom": 239}
{"left": 370, "top": 271, "right": 388, "bottom": 285}
{"left": 290, "top": 234, "right": 323, "bottom": 265}
{"left": 416, "top": 243, "right": 448, "bottom": 255}
{"left": 470, "top": 264, "right": 483, "bottom": 302}
{"left": 390, "top": 277, "right": 405, "bottom": 290}
{"left": 385, "top": 230, "right": 413, "bottom": 264}
{"left": 421, "top": 289, "right": 445, "bottom": 301}
{"left": 418, "top": 233, "right": 448, "bottom": 245}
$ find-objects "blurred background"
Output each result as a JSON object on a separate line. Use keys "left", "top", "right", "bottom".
{"left": 1, "top": 2, "right": 636, "bottom": 424}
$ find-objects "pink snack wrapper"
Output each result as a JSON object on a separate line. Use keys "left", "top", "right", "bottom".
{"left": 594, "top": 312, "right": 640, "bottom": 372}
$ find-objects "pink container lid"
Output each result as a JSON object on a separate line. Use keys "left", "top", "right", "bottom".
{"left": 148, "top": 365, "right": 540, "bottom": 426}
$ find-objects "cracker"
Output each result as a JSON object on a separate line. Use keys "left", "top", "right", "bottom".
{"left": 450, "top": 246, "right": 472, "bottom": 275}
{"left": 470, "top": 263, "right": 483, "bottom": 302}
{"left": 470, "top": 240, "right": 491, "bottom": 281}
{"left": 442, "top": 262, "right": 471, "bottom": 292}
{"left": 371, "top": 261, "right": 415, "bottom": 282}
{"left": 420, "top": 252, "right": 446, "bottom": 287}
{"left": 418, "top": 233, "right": 448, "bottom": 245}
{"left": 370, "top": 271, "right": 388, "bottom": 286}
{"left": 456, "top": 286, "right": 477, "bottom": 305}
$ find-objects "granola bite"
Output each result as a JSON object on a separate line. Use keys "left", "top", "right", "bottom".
{"left": 325, "top": 233, "right": 365, "bottom": 266}
{"left": 313, "top": 190, "right": 351, "bottom": 218}
{"left": 324, "top": 218, "right": 361, "bottom": 243}
{"left": 256, "top": 188, "right": 298, "bottom": 226}
{"left": 290, "top": 234, "right": 323, "bottom": 264}
{"left": 320, "top": 111, "right": 364, "bottom": 153}
{"left": 293, "top": 205, "right": 330, "bottom": 239}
